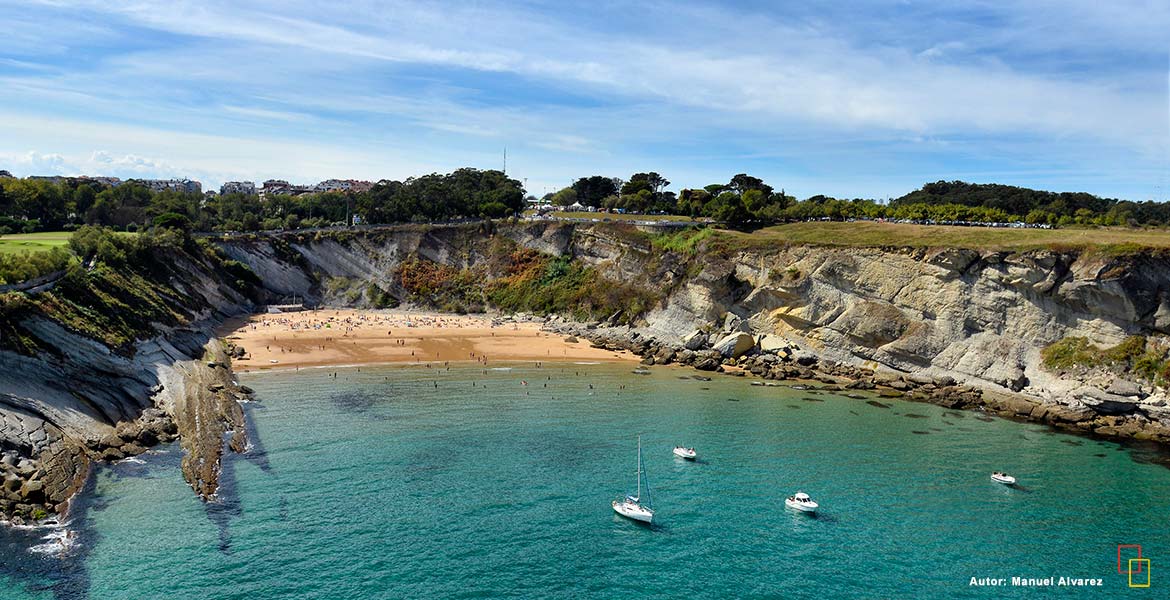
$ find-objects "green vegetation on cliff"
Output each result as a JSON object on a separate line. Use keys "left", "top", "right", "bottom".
{"left": 486, "top": 247, "right": 654, "bottom": 321}
{"left": 0, "top": 247, "right": 73, "bottom": 286}
{"left": 650, "top": 228, "right": 718, "bottom": 256}
{"left": 394, "top": 237, "right": 654, "bottom": 323}
{"left": 0, "top": 226, "right": 258, "bottom": 355}
{"left": 1041, "top": 335, "right": 1170, "bottom": 383}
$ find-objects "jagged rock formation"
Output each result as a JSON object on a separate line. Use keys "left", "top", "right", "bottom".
{"left": 0, "top": 239, "right": 256, "bottom": 523}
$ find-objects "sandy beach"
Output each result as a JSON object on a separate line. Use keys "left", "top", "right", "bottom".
{"left": 217, "top": 309, "right": 634, "bottom": 372}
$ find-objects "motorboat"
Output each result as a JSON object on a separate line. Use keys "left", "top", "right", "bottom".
{"left": 613, "top": 436, "right": 654, "bottom": 524}
{"left": 785, "top": 491, "right": 819, "bottom": 513}
{"left": 672, "top": 446, "right": 697, "bottom": 460}
{"left": 990, "top": 471, "right": 1017, "bottom": 485}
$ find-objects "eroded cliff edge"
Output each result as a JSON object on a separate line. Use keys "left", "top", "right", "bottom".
{"left": 0, "top": 232, "right": 255, "bottom": 523}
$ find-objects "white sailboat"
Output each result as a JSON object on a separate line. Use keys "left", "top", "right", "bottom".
{"left": 613, "top": 436, "right": 655, "bottom": 524}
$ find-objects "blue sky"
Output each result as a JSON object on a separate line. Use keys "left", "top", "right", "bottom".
{"left": 0, "top": 0, "right": 1167, "bottom": 201}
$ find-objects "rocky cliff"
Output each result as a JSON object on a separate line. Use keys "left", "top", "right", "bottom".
{"left": 220, "top": 222, "right": 1170, "bottom": 444}
{"left": 4, "top": 221, "right": 1169, "bottom": 525}
{"left": 0, "top": 234, "right": 257, "bottom": 523}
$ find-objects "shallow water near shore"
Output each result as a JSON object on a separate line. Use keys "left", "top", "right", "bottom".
{"left": 2, "top": 363, "right": 1168, "bottom": 598}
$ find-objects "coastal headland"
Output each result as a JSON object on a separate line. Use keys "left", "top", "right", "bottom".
{"left": 5, "top": 219, "right": 1170, "bottom": 526}
{"left": 219, "top": 309, "right": 633, "bottom": 371}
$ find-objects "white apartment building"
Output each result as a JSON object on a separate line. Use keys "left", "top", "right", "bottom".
{"left": 220, "top": 181, "right": 257, "bottom": 195}
{"left": 131, "top": 178, "right": 203, "bottom": 194}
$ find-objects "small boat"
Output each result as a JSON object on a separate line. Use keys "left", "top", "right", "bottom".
{"left": 990, "top": 471, "right": 1017, "bottom": 485}
{"left": 613, "top": 436, "right": 655, "bottom": 524}
{"left": 672, "top": 446, "right": 697, "bottom": 460}
{"left": 785, "top": 491, "right": 819, "bottom": 513}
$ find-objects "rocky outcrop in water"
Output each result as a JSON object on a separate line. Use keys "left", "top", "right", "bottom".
{"left": 171, "top": 343, "right": 249, "bottom": 500}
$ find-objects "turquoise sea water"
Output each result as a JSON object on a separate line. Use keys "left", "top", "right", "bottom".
{"left": 2, "top": 362, "right": 1168, "bottom": 598}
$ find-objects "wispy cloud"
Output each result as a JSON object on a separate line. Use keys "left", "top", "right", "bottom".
{"left": 1, "top": 0, "right": 1166, "bottom": 199}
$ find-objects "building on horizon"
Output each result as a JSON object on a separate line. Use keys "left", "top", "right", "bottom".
{"left": 313, "top": 179, "right": 375, "bottom": 193}
{"left": 220, "top": 181, "right": 256, "bottom": 196}
{"left": 127, "top": 178, "right": 202, "bottom": 194}
{"left": 260, "top": 179, "right": 311, "bottom": 199}
{"left": 27, "top": 175, "right": 67, "bottom": 185}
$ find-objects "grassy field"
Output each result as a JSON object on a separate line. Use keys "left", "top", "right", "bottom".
{"left": 0, "top": 231, "right": 72, "bottom": 255}
{"left": 724, "top": 222, "right": 1170, "bottom": 252}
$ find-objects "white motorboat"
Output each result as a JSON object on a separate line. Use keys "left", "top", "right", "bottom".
{"left": 672, "top": 446, "right": 697, "bottom": 460}
{"left": 613, "top": 436, "right": 654, "bottom": 524}
{"left": 785, "top": 491, "right": 819, "bottom": 513}
{"left": 990, "top": 472, "right": 1017, "bottom": 485}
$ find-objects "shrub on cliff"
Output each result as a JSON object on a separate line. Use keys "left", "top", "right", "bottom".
{"left": 1042, "top": 335, "right": 1170, "bottom": 384}
{"left": 397, "top": 259, "right": 485, "bottom": 313}
{"left": 0, "top": 226, "right": 261, "bottom": 355}
{"left": 486, "top": 249, "right": 654, "bottom": 323}
{"left": 0, "top": 247, "right": 72, "bottom": 286}
{"left": 651, "top": 228, "right": 715, "bottom": 256}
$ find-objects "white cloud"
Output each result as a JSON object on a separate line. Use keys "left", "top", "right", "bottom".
{"left": 0, "top": 112, "right": 439, "bottom": 189}
{"left": 2, "top": 0, "right": 1166, "bottom": 200}
{"left": 34, "top": 0, "right": 1157, "bottom": 152}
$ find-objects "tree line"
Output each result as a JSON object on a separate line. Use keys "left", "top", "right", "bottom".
{"left": 545, "top": 175, "right": 1150, "bottom": 227}
{"left": 0, "top": 168, "right": 1159, "bottom": 234}
{"left": 0, "top": 168, "right": 524, "bottom": 234}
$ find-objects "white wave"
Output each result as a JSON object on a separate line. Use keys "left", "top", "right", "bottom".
{"left": 489, "top": 367, "right": 513, "bottom": 371}
{"left": 28, "top": 528, "right": 77, "bottom": 556}
{"left": 117, "top": 457, "right": 147, "bottom": 465}
{"left": 573, "top": 362, "right": 600, "bottom": 365}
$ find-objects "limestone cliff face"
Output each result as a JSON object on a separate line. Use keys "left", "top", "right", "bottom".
{"left": 642, "top": 246, "right": 1170, "bottom": 397}
{"left": 219, "top": 223, "right": 1170, "bottom": 438}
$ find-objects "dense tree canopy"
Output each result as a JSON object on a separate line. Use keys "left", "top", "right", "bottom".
{"left": 571, "top": 176, "right": 620, "bottom": 207}
{"left": 0, "top": 169, "right": 1159, "bottom": 234}
{"left": 0, "top": 169, "right": 524, "bottom": 233}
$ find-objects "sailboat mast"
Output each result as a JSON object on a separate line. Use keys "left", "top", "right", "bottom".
{"left": 636, "top": 436, "right": 642, "bottom": 500}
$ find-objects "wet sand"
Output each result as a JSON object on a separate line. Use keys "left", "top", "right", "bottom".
{"left": 217, "top": 309, "right": 634, "bottom": 372}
